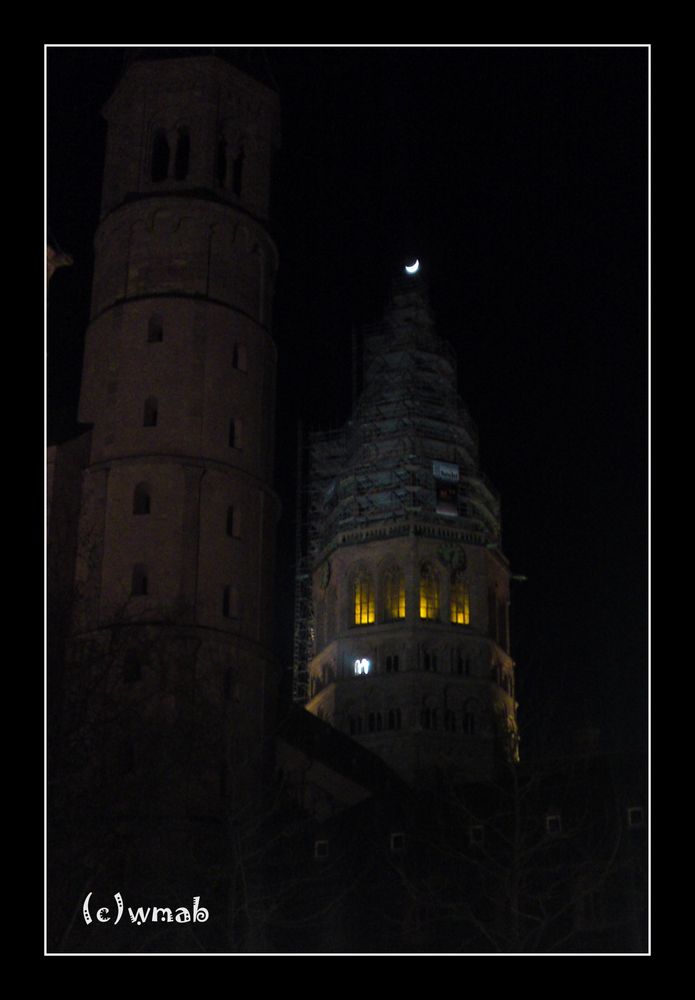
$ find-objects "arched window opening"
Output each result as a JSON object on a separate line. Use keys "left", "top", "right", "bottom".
{"left": 147, "top": 315, "right": 163, "bottom": 343}
{"left": 143, "top": 397, "right": 158, "bottom": 427}
{"left": 215, "top": 136, "right": 227, "bottom": 187}
{"left": 353, "top": 572, "right": 375, "bottom": 625}
{"left": 133, "top": 482, "right": 151, "bottom": 515}
{"left": 131, "top": 564, "right": 148, "bottom": 597}
{"left": 419, "top": 564, "right": 439, "bottom": 620}
{"left": 444, "top": 709, "right": 456, "bottom": 732}
{"left": 450, "top": 572, "right": 471, "bottom": 625}
{"left": 232, "top": 146, "right": 245, "bottom": 196}
{"left": 385, "top": 567, "right": 406, "bottom": 620}
{"left": 151, "top": 128, "right": 169, "bottom": 182}
{"left": 229, "top": 417, "right": 243, "bottom": 449}
{"left": 174, "top": 127, "right": 190, "bottom": 180}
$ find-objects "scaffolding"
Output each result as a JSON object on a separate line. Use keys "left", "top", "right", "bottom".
{"left": 291, "top": 278, "right": 503, "bottom": 704}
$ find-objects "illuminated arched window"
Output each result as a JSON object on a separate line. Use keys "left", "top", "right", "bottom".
{"left": 133, "top": 482, "right": 151, "bottom": 515}
{"left": 419, "top": 564, "right": 439, "bottom": 620}
{"left": 384, "top": 567, "right": 406, "bottom": 621}
{"left": 450, "top": 572, "right": 471, "bottom": 625}
{"left": 353, "top": 572, "right": 375, "bottom": 625}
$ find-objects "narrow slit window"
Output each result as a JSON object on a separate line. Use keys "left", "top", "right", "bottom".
{"left": 232, "top": 343, "right": 247, "bottom": 371}
{"left": 228, "top": 418, "right": 243, "bottom": 449}
{"left": 131, "top": 564, "right": 148, "bottom": 597}
{"left": 147, "top": 315, "right": 163, "bottom": 343}
{"left": 143, "top": 397, "right": 158, "bottom": 427}
{"left": 133, "top": 483, "right": 151, "bottom": 515}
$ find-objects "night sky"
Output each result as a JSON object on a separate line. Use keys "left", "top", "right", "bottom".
{"left": 46, "top": 45, "right": 648, "bottom": 758}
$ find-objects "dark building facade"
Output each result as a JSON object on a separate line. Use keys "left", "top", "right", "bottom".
{"left": 60, "top": 55, "right": 281, "bottom": 812}
{"left": 48, "top": 52, "right": 646, "bottom": 954}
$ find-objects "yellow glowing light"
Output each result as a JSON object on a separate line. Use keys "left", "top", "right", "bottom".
{"left": 386, "top": 570, "right": 406, "bottom": 620}
{"left": 450, "top": 577, "right": 471, "bottom": 625}
{"left": 419, "top": 566, "right": 439, "bottom": 620}
{"left": 354, "top": 575, "right": 375, "bottom": 625}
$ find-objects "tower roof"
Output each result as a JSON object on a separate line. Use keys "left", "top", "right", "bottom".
{"left": 121, "top": 46, "right": 280, "bottom": 93}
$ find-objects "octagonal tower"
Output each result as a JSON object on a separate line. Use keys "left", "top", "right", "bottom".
{"left": 301, "top": 270, "right": 518, "bottom": 786}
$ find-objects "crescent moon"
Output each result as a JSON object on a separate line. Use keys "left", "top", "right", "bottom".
{"left": 405, "top": 259, "right": 419, "bottom": 274}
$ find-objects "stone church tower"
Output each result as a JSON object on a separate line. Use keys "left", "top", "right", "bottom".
{"left": 66, "top": 54, "right": 281, "bottom": 815}
{"left": 300, "top": 269, "right": 518, "bottom": 786}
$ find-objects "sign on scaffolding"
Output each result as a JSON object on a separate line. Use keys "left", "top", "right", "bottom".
{"left": 433, "top": 461, "right": 459, "bottom": 516}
